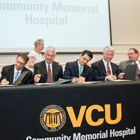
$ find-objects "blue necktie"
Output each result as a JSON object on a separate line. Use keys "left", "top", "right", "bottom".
{"left": 15, "top": 71, "right": 19, "bottom": 81}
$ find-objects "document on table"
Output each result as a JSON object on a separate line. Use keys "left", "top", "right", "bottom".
{"left": 79, "top": 81, "right": 102, "bottom": 84}
{"left": 112, "top": 80, "right": 132, "bottom": 82}
{"left": 35, "top": 83, "right": 55, "bottom": 86}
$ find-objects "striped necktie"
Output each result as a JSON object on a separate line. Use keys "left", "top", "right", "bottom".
{"left": 47, "top": 65, "right": 52, "bottom": 83}
{"left": 107, "top": 62, "right": 111, "bottom": 75}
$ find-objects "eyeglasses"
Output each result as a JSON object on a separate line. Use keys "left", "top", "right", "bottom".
{"left": 17, "top": 60, "right": 25, "bottom": 66}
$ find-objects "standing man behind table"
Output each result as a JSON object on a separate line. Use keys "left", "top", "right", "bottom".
{"left": 91, "top": 46, "right": 124, "bottom": 81}
{"left": 119, "top": 48, "right": 140, "bottom": 79}
{"left": 63, "top": 50, "right": 93, "bottom": 83}
{"left": 28, "top": 39, "right": 44, "bottom": 72}
{"left": 34, "top": 46, "right": 63, "bottom": 83}
{"left": 0, "top": 52, "right": 33, "bottom": 85}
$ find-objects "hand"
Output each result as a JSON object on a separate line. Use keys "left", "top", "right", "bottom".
{"left": 106, "top": 75, "right": 116, "bottom": 81}
{"left": 75, "top": 76, "right": 85, "bottom": 83}
{"left": 1, "top": 79, "right": 9, "bottom": 86}
{"left": 58, "top": 78, "right": 63, "bottom": 81}
{"left": 95, "top": 58, "right": 100, "bottom": 62}
{"left": 118, "top": 73, "right": 125, "bottom": 79}
{"left": 34, "top": 74, "right": 41, "bottom": 83}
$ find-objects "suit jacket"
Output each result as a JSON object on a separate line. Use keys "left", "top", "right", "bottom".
{"left": 63, "top": 60, "right": 93, "bottom": 81}
{"left": 91, "top": 59, "right": 122, "bottom": 81}
{"left": 34, "top": 60, "right": 63, "bottom": 83}
{"left": 0, "top": 64, "right": 33, "bottom": 84}
{"left": 119, "top": 60, "right": 140, "bottom": 79}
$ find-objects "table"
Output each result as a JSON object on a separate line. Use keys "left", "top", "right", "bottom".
{"left": 0, "top": 80, "right": 140, "bottom": 140}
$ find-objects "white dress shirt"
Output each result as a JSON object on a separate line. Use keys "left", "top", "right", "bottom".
{"left": 102, "top": 59, "right": 113, "bottom": 81}
{"left": 132, "top": 60, "right": 140, "bottom": 70}
{"left": 13, "top": 67, "right": 22, "bottom": 83}
{"left": 72, "top": 61, "right": 84, "bottom": 82}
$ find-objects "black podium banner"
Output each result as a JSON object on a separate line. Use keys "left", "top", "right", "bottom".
{"left": 0, "top": 81, "right": 140, "bottom": 140}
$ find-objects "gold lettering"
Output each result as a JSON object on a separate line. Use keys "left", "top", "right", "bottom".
{"left": 86, "top": 105, "right": 104, "bottom": 126}
{"left": 66, "top": 106, "right": 86, "bottom": 127}
{"left": 105, "top": 103, "right": 122, "bottom": 124}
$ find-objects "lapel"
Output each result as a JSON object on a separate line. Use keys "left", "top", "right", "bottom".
{"left": 9, "top": 65, "right": 15, "bottom": 84}
{"left": 100, "top": 60, "right": 107, "bottom": 76}
{"left": 52, "top": 62, "right": 56, "bottom": 81}
{"left": 73, "top": 60, "right": 79, "bottom": 77}
{"left": 127, "top": 60, "right": 132, "bottom": 65}
{"left": 21, "top": 67, "right": 25, "bottom": 73}
{"left": 82, "top": 65, "right": 88, "bottom": 77}
{"left": 110, "top": 62, "right": 115, "bottom": 75}
{"left": 42, "top": 61, "right": 47, "bottom": 82}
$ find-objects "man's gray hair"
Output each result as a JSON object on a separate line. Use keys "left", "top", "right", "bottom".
{"left": 103, "top": 46, "right": 115, "bottom": 53}
{"left": 45, "top": 46, "right": 56, "bottom": 54}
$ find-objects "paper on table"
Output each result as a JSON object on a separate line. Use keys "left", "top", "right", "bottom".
{"left": 81, "top": 81, "right": 102, "bottom": 84}
{"left": 112, "top": 79, "right": 132, "bottom": 82}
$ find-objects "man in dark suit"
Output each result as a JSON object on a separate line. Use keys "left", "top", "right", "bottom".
{"left": 91, "top": 46, "right": 124, "bottom": 81}
{"left": 0, "top": 52, "right": 32, "bottom": 85}
{"left": 63, "top": 50, "right": 93, "bottom": 83}
{"left": 119, "top": 48, "right": 140, "bottom": 79}
{"left": 34, "top": 46, "right": 63, "bottom": 83}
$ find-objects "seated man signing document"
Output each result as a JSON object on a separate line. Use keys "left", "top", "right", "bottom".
{"left": 0, "top": 52, "right": 32, "bottom": 85}
{"left": 91, "top": 46, "right": 124, "bottom": 81}
{"left": 63, "top": 50, "right": 93, "bottom": 83}
{"left": 34, "top": 46, "right": 63, "bottom": 83}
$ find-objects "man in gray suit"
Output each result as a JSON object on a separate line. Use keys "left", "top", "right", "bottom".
{"left": 119, "top": 48, "right": 140, "bottom": 79}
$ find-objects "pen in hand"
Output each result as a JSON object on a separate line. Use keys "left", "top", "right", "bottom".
{"left": 4, "top": 76, "right": 7, "bottom": 81}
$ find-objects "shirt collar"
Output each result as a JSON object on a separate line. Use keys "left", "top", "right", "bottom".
{"left": 102, "top": 59, "right": 110, "bottom": 65}
{"left": 45, "top": 62, "right": 52, "bottom": 68}
{"left": 132, "top": 60, "right": 139, "bottom": 65}
{"left": 14, "top": 66, "right": 22, "bottom": 74}
{"left": 77, "top": 60, "right": 84, "bottom": 68}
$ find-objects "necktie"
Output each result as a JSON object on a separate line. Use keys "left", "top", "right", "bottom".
{"left": 107, "top": 62, "right": 111, "bottom": 76}
{"left": 79, "top": 66, "right": 82, "bottom": 77}
{"left": 134, "top": 62, "right": 140, "bottom": 75}
{"left": 47, "top": 65, "right": 52, "bottom": 83}
{"left": 15, "top": 71, "right": 19, "bottom": 81}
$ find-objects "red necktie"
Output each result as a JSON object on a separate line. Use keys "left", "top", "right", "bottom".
{"left": 134, "top": 62, "right": 140, "bottom": 75}
{"left": 107, "top": 62, "right": 111, "bottom": 76}
{"left": 47, "top": 65, "right": 52, "bottom": 83}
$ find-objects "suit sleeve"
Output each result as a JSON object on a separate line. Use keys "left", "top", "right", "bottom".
{"left": 91, "top": 63, "right": 106, "bottom": 81}
{"left": 114, "top": 64, "right": 123, "bottom": 76}
{"left": 64, "top": 63, "right": 75, "bottom": 79}
{"left": 119, "top": 62, "right": 126, "bottom": 73}
{"left": 23, "top": 71, "right": 33, "bottom": 84}
{"left": 58, "top": 66, "right": 63, "bottom": 79}
{"left": 0, "top": 67, "right": 7, "bottom": 83}
{"left": 54, "top": 65, "right": 63, "bottom": 81}
{"left": 33, "top": 64, "right": 43, "bottom": 83}
{"left": 34, "top": 64, "right": 39, "bottom": 76}
{"left": 85, "top": 68, "right": 93, "bottom": 81}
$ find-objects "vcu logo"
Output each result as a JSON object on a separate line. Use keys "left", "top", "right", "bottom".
{"left": 40, "top": 105, "right": 66, "bottom": 132}
{"left": 40, "top": 103, "right": 122, "bottom": 132}
{"left": 66, "top": 103, "right": 122, "bottom": 127}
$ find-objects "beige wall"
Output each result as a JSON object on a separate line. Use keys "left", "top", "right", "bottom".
{"left": 0, "top": 0, "right": 140, "bottom": 72}
{"left": 110, "top": 0, "right": 140, "bottom": 64}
